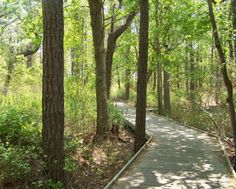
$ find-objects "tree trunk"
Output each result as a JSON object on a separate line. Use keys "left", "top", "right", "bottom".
{"left": 106, "top": 36, "right": 116, "bottom": 98}
{"left": 157, "top": 62, "right": 163, "bottom": 115}
{"left": 189, "top": 43, "right": 195, "bottom": 100}
{"left": 153, "top": 0, "right": 163, "bottom": 115}
{"left": 164, "top": 70, "right": 171, "bottom": 115}
{"left": 176, "top": 63, "right": 180, "bottom": 89}
{"left": 88, "top": 0, "right": 110, "bottom": 138}
{"left": 185, "top": 46, "right": 189, "bottom": 95}
{"left": 3, "top": 58, "right": 14, "bottom": 96}
{"left": 134, "top": 0, "right": 149, "bottom": 153}
{"left": 105, "top": 12, "right": 136, "bottom": 98}
{"left": 125, "top": 47, "right": 131, "bottom": 100}
{"left": 153, "top": 71, "right": 156, "bottom": 91}
{"left": 207, "top": 0, "right": 236, "bottom": 170}
{"left": 125, "top": 68, "right": 131, "bottom": 100}
{"left": 215, "top": 61, "right": 220, "bottom": 105}
{"left": 42, "top": 0, "right": 65, "bottom": 184}
{"left": 231, "top": 0, "right": 236, "bottom": 64}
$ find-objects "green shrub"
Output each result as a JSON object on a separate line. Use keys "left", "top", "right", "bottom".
{"left": 0, "top": 106, "right": 41, "bottom": 146}
{"left": 0, "top": 144, "right": 41, "bottom": 185}
{"left": 108, "top": 103, "right": 124, "bottom": 125}
{"left": 65, "top": 77, "right": 96, "bottom": 126}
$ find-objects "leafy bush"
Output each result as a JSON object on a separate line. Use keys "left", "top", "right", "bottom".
{"left": 0, "top": 144, "right": 42, "bottom": 186}
{"left": 65, "top": 77, "right": 96, "bottom": 127}
{"left": 0, "top": 106, "right": 41, "bottom": 146}
{"left": 108, "top": 103, "right": 124, "bottom": 125}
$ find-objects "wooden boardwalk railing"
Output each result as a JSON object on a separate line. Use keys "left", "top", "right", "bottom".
{"left": 110, "top": 102, "right": 236, "bottom": 189}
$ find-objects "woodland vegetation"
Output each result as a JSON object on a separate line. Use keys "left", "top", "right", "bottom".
{"left": 0, "top": 0, "right": 236, "bottom": 188}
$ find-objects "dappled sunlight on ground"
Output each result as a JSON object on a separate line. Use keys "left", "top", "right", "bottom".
{"left": 111, "top": 102, "right": 236, "bottom": 189}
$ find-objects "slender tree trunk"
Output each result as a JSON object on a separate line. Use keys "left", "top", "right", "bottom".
{"left": 207, "top": 0, "right": 236, "bottom": 170}
{"left": 176, "top": 63, "right": 180, "bottom": 89}
{"left": 116, "top": 64, "right": 121, "bottom": 90}
{"left": 185, "top": 46, "right": 189, "bottom": 95}
{"left": 42, "top": 0, "right": 65, "bottom": 184}
{"left": 125, "top": 68, "right": 131, "bottom": 100}
{"left": 215, "top": 60, "right": 220, "bottom": 105}
{"left": 157, "top": 62, "right": 163, "bottom": 115}
{"left": 164, "top": 69, "right": 171, "bottom": 115}
{"left": 3, "top": 58, "right": 14, "bottom": 96}
{"left": 125, "top": 47, "right": 131, "bottom": 100}
{"left": 189, "top": 43, "right": 195, "bottom": 100}
{"left": 88, "top": 0, "right": 110, "bottom": 138}
{"left": 154, "top": 0, "right": 163, "bottom": 115}
{"left": 106, "top": 37, "right": 116, "bottom": 98}
{"left": 105, "top": 12, "right": 136, "bottom": 98}
{"left": 134, "top": 0, "right": 149, "bottom": 153}
{"left": 153, "top": 71, "right": 156, "bottom": 91}
{"left": 231, "top": 0, "right": 236, "bottom": 65}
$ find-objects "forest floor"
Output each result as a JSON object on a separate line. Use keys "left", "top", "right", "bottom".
{"left": 68, "top": 126, "right": 135, "bottom": 189}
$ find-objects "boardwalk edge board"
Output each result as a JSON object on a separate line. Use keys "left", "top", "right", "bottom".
{"left": 104, "top": 120, "right": 152, "bottom": 189}
{"left": 148, "top": 111, "right": 236, "bottom": 179}
{"left": 218, "top": 138, "right": 236, "bottom": 178}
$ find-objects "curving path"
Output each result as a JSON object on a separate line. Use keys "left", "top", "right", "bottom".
{"left": 111, "top": 102, "right": 236, "bottom": 189}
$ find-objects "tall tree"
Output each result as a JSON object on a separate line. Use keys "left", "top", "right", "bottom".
{"left": 207, "top": 0, "right": 236, "bottom": 170}
{"left": 88, "top": 0, "right": 110, "bottom": 139}
{"left": 231, "top": 0, "right": 236, "bottom": 63}
{"left": 134, "top": 0, "right": 149, "bottom": 153}
{"left": 42, "top": 0, "right": 65, "bottom": 184}
{"left": 163, "top": 69, "right": 171, "bottom": 115}
{"left": 106, "top": 10, "right": 136, "bottom": 98}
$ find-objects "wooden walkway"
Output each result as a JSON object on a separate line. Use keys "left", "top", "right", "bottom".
{"left": 111, "top": 102, "right": 236, "bottom": 189}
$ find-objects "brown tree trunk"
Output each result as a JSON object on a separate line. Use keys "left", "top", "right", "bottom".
{"left": 125, "top": 47, "right": 131, "bottom": 100}
{"left": 153, "top": 71, "right": 156, "bottom": 91}
{"left": 3, "top": 58, "right": 14, "bottom": 96}
{"left": 215, "top": 61, "right": 220, "bottom": 105}
{"left": 231, "top": 0, "right": 236, "bottom": 64}
{"left": 42, "top": 0, "right": 65, "bottom": 184}
{"left": 185, "top": 45, "right": 189, "bottom": 95}
{"left": 125, "top": 68, "right": 131, "bottom": 100}
{"left": 164, "top": 70, "right": 171, "bottom": 115}
{"left": 189, "top": 43, "right": 195, "bottom": 100}
{"left": 176, "top": 63, "right": 180, "bottom": 89}
{"left": 207, "top": 0, "right": 236, "bottom": 170}
{"left": 88, "top": 0, "right": 110, "bottom": 138}
{"left": 157, "top": 62, "right": 163, "bottom": 115}
{"left": 134, "top": 0, "right": 149, "bottom": 153}
{"left": 106, "top": 12, "right": 136, "bottom": 98}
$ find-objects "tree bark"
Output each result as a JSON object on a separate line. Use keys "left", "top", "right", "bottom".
{"left": 2, "top": 57, "right": 14, "bottom": 96}
{"left": 42, "top": 0, "right": 65, "bottom": 184}
{"left": 153, "top": 0, "right": 163, "bottom": 115}
{"left": 185, "top": 45, "right": 189, "bottom": 95}
{"left": 207, "top": 0, "right": 236, "bottom": 170}
{"left": 157, "top": 62, "right": 163, "bottom": 115}
{"left": 189, "top": 43, "right": 195, "bottom": 100}
{"left": 153, "top": 71, "right": 156, "bottom": 91}
{"left": 125, "top": 47, "right": 131, "bottom": 100}
{"left": 88, "top": 0, "right": 110, "bottom": 138}
{"left": 231, "top": 0, "right": 236, "bottom": 64}
{"left": 134, "top": 0, "right": 149, "bottom": 153}
{"left": 164, "top": 70, "right": 171, "bottom": 115}
{"left": 106, "top": 12, "right": 136, "bottom": 98}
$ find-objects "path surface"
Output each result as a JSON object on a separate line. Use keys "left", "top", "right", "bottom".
{"left": 111, "top": 102, "right": 236, "bottom": 189}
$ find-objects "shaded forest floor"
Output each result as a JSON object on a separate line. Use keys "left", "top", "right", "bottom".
{"left": 0, "top": 124, "right": 135, "bottom": 189}
{"left": 68, "top": 127, "right": 135, "bottom": 189}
